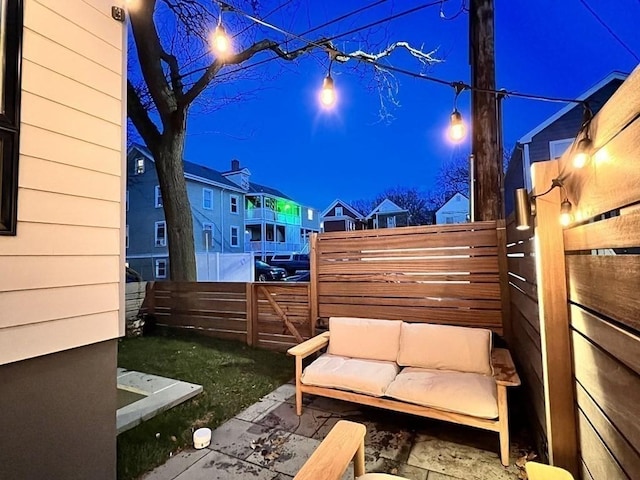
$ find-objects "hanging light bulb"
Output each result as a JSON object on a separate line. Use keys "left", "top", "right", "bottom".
{"left": 212, "top": 24, "right": 231, "bottom": 55}
{"left": 572, "top": 137, "right": 592, "bottom": 169}
{"left": 320, "top": 75, "right": 336, "bottom": 108}
{"left": 559, "top": 199, "right": 573, "bottom": 227}
{"left": 449, "top": 109, "right": 466, "bottom": 142}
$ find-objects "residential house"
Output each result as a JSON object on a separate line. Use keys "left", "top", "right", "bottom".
{"left": 365, "top": 198, "right": 410, "bottom": 229}
{"left": 127, "top": 145, "right": 246, "bottom": 280}
{"left": 0, "top": 1, "right": 125, "bottom": 478}
{"left": 243, "top": 171, "right": 321, "bottom": 259}
{"left": 504, "top": 71, "right": 626, "bottom": 214}
{"left": 127, "top": 152, "right": 320, "bottom": 275}
{"left": 320, "top": 199, "right": 365, "bottom": 232}
{"left": 435, "top": 192, "right": 470, "bottom": 224}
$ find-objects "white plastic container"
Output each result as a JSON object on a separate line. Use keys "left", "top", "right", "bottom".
{"left": 193, "top": 428, "right": 212, "bottom": 449}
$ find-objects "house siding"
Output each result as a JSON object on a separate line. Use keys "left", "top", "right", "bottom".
{"left": 0, "top": 0, "right": 124, "bottom": 476}
{"left": 435, "top": 194, "right": 470, "bottom": 224}
{"left": 0, "top": 0, "right": 124, "bottom": 365}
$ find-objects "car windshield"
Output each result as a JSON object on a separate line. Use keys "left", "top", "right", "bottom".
{"left": 255, "top": 260, "right": 270, "bottom": 268}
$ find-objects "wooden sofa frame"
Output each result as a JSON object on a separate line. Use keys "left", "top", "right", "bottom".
{"left": 288, "top": 332, "right": 521, "bottom": 467}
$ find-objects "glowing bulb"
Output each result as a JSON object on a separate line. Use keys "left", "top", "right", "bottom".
{"left": 449, "top": 110, "right": 465, "bottom": 142}
{"left": 320, "top": 75, "right": 336, "bottom": 107}
{"left": 212, "top": 25, "right": 230, "bottom": 55}
{"left": 559, "top": 199, "right": 573, "bottom": 227}
{"left": 572, "top": 137, "right": 592, "bottom": 169}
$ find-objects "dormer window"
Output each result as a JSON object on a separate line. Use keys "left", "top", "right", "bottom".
{"left": 335, "top": 206, "right": 343, "bottom": 216}
{"left": 135, "top": 157, "right": 145, "bottom": 175}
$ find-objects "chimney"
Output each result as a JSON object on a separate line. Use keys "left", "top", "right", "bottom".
{"left": 231, "top": 159, "right": 240, "bottom": 171}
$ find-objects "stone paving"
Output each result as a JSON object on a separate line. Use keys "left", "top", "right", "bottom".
{"left": 141, "top": 383, "right": 531, "bottom": 480}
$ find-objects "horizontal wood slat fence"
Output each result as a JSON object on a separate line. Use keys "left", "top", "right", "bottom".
{"left": 313, "top": 221, "right": 506, "bottom": 334}
{"left": 558, "top": 67, "right": 640, "bottom": 480}
{"left": 144, "top": 281, "right": 312, "bottom": 351}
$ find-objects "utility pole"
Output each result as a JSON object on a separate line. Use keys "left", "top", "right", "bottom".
{"left": 470, "top": 0, "right": 502, "bottom": 220}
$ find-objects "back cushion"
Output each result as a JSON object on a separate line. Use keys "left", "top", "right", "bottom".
{"left": 328, "top": 317, "right": 402, "bottom": 362}
{"left": 397, "top": 323, "right": 493, "bottom": 375}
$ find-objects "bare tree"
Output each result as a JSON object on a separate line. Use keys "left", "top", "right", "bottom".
{"left": 127, "top": 0, "right": 441, "bottom": 280}
{"left": 352, "top": 186, "right": 436, "bottom": 226}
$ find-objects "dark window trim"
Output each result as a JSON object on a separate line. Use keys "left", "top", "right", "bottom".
{"left": 0, "top": 0, "right": 24, "bottom": 236}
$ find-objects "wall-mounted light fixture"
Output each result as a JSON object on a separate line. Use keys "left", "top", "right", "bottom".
{"left": 514, "top": 178, "right": 573, "bottom": 230}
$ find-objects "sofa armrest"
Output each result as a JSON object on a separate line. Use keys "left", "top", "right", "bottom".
{"left": 294, "top": 420, "right": 366, "bottom": 480}
{"left": 492, "top": 348, "right": 521, "bottom": 386}
{"left": 288, "top": 332, "right": 330, "bottom": 358}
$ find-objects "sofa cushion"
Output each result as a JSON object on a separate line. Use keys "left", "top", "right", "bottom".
{"left": 328, "top": 317, "right": 402, "bottom": 363}
{"left": 385, "top": 367, "right": 498, "bottom": 419}
{"left": 397, "top": 322, "right": 493, "bottom": 375}
{"left": 301, "top": 354, "right": 399, "bottom": 397}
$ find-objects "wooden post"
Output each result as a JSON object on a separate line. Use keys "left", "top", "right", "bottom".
{"left": 496, "top": 219, "right": 512, "bottom": 343}
{"left": 310, "top": 233, "right": 319, "bottom": 330}
{"left": 470, "top": 0, "right": 502, "bottom": 220}
{"left": 531, "top": 160, "right": 578, "bottom": 476}
{"left": 245, "top": 282, "right": 254, "bottom": 346}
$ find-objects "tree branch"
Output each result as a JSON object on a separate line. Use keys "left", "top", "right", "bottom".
{"left": 181, "top": 38, "right": 327, "bottom": 107}
{"left": 127, "top": 80, "right": 162, "bottom": 148}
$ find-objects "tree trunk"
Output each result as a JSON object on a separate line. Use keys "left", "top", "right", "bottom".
{"left": 470, "top": 0, "right": 502, "bottom": 221}
{"left": 153, "top": 131, "right": 197, "bottom": 281}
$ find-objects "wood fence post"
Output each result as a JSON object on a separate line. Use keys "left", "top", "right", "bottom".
{"left": 310, "top": 233, "right": 319, "bottom": 331}
{"left": 245, "top": 282, "right": 254, "bottom": 347}
{"left": 496, "top": 219, "right": 512, "bottom": 344}
{"left": 531, "top": 160, "right": 578, "bottom": 476}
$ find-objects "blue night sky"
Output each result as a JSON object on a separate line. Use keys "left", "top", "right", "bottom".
{"left": 172, "top": 0, "right": 640, "bottom": 212}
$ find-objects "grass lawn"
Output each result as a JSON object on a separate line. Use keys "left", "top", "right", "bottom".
{"left": 117, "top": 332, "right": 294, "bottom": 480}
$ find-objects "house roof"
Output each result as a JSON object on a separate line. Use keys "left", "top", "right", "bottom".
{"left": 366, "top": 199, "right": 408, "bottom": 219}
{"left": 518, "top": 71, "right": 628, "bottom": 143}
{"left": 247, "top": 182, "right": 292, "bottom": 200}
{"left": 436, "top": 192, "right": 469, "bottom": 214}
{"left": 321, "top": 199, "right": 364, "bottom": 218}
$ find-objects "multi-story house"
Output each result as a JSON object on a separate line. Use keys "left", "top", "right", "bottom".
{"left": 320, "top": 199, "right": 366, "bottom": 232}
{"left": 126, "top": 148, "right": 321, "bottom": 276}
{"left": 365, "top": 199, "right": 410, "bottom": 229}
{"left": 126, "top": 145, "right": 246, "bottom": 280}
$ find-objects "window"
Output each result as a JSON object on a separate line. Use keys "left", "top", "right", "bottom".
{"left": 135, "top": 157, "right": 145, "bottom": 175}
{"left": 155, "top": 259, "right": 167, "bottom": 279}
{"left": 335, "top": 206, "right": 343, "bottom": 216}
{"left": 203, "top": 223, "right": 213, "bottom": 249}
{"left": 0, "top": 0, "right": 23, "bottom": 235}
{"left": 230, "top": 226, "right": 239, "bottom": 247}
{"left": 155, "top": 221, "right": 166, "bottom": 247}
{"left": 230, "top": 195, "right": 239, "bottom": 213}
{"left": 307, "top": 209, "right": 313, "bottom": 221}
{"left": 154, "top": 185, "right": 163, "bottom": 208}
{"left": 203, "top": 188, "right": 213, "bottom": 209}
{"left": 125, "top": 225, "right": 129, "bottom": 249}
{"left": 386, "top": 216, "right": 396, "bottom": 228}
{"left": 445, "top": 216, "right": 454, "bottom": 224}
{"left": 549, "top": 138, "right": 574, "bottom": 160}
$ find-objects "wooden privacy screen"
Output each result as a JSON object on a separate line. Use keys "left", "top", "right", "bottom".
{"left": 151, "top": 281, "right": 249, "bottom": 344}
{"left": 505, "top": 217, "right": 547, "bottom": 460}
{"left": 558, "top": 67, "right": 640, "bottom": 480}
{"left": 313, "top": 221, "right": 505, "bottom": 334}
{"left": 147, "top": 281, "right": 312, "bottom": 351}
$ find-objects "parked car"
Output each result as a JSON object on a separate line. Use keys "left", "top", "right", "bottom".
{"left": 255, "top": 260, "right": 287, "bottom": 282}
{"left": 268, "top": 253, "right": 310, "bottom": 275}
{"left": 285, "top": 271, "right": 311, "bottom": 282}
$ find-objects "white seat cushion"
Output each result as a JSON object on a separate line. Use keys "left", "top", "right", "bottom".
{"left": 385, "top": 367, "right": 498, "bottom": 419}
{"left": 397, "top": 322, "right": 493, "bottom": 375}
{"left": 302, "top": 354, "right": 399, "bottom": 397}
{"left": 329, "top": 317, "right": 402, "bottom": 363}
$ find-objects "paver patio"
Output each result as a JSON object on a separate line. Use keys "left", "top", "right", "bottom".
{"left": 141, "top": 382, "right": 531, "bottom": 480}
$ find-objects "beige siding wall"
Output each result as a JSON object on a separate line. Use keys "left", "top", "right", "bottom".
{"left": 0, "top": 0, "right": 125, "bottom": 365}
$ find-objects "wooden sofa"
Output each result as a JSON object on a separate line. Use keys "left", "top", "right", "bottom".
{"left": 288, "top": 317, "right": 520, "bottom": 466}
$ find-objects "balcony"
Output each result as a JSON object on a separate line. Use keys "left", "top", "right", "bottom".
{"left": 245, "top": 240, "right": 302, "bottom": 253}
{"left": 245, "top": 208, "right": 301, "bottom": 225}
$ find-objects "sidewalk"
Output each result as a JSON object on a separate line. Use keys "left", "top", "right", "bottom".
{"left": 141, "top": 383, "right": 524, "bottom": 480}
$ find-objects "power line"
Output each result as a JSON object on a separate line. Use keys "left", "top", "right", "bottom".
{"left": 577, "top": 0, "right": 640, "bottom": 62}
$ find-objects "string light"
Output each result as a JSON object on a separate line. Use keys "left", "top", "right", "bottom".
{"left": 212, "top": 3, "right": 231, "bottom": 57}
{"left": 514, "top": 179, "right": 575, "bottom": 230}
{"left": 572, "top": 136, "right": 592, "bottom": 169}
{"left": 448, "top": 82, "right": 466, "bottom": 142}
{"left": 320, "top": 75, "right": 336, "bottom": 107}
{"left": 559, "top": 199, "right": 573, "bottom": 227}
